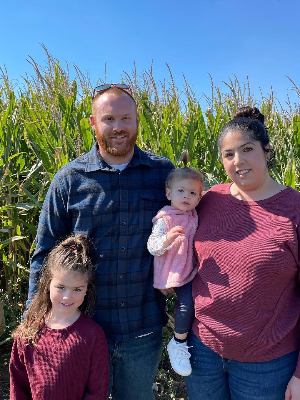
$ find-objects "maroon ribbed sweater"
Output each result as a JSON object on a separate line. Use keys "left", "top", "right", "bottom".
{"left": 9, "top": 313, "right": 109, "bottom": 400}
{"left": 193, "top": 183, "right": 300, "bottom": 378}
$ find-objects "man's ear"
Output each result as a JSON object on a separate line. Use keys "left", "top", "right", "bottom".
{"left": 166, "top": 188, "right": 171, "bottom": 200}
{"left": 90, "top": 115, "right": 96, "bottom": 131}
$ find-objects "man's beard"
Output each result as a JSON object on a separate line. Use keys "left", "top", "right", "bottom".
{"left": 95, "top": 127, "right": 138, "bottom": 157}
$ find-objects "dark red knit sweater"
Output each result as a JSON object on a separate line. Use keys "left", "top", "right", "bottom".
{"left": 193, "top": 183, "right": 300, "bottom": 377}
{"left": 10, "top": 313, "right": 109, "bottom": 399}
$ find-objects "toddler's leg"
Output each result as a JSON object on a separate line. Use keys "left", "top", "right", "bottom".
{"left": 167, "top": 281, "right": 194, "bottom": 376}
{"left": 174, "top": 281, "right": 194, "bottom": 338}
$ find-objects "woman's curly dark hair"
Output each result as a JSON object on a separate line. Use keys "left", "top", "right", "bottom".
{"left": 218, "top": 106, "right": 275, "bottom": 169}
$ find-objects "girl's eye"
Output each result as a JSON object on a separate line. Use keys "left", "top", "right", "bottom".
{"left": 74, "top": 288, "right": 81, "bottom": 292}
{"left": 57, "top": 286, "right": 64, "bottom": 290}
{"left": 191, "top": 192, "right": 196, "bottom": 195}
{"left": 178, "top": 189, "right": 183, "bottom": 193}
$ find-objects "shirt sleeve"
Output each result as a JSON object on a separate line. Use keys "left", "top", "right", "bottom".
{"left": 147, "top": 218, "right": 171, "bottom": 256}
{"left": 84, "top": 329, "right": 110, "bottom": 400}
{"left": 294, "top": 223, "right": 300, "bottom": 379}
{"left": 9, "top": 339, "right": 31, "bottom": 400}
{"left": 27, "top": 174, "right": 71, "bottom": 308}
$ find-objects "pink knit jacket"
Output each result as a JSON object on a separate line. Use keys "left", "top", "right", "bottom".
{"left": 152, "top": 206, "right": 198, "bottom": 289}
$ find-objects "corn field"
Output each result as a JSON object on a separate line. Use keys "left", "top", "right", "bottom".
{"left": 1, "top": 48, "right": 300, "bottom": 341}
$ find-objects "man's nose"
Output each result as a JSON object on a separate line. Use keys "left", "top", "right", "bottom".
{"left": 112, "top": 119, "right": 122, "bottom": 132}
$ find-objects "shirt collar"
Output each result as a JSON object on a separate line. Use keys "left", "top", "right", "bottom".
{"left": 85, "top": 142, "right": 155, "bottom": 172}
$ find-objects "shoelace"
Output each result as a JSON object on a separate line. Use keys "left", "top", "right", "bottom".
{"left": 174, "top": 345, "right": 192, "bottom": 359}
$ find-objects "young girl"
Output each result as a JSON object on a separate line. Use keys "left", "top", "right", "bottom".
{"left": 9, "top": 234, "right": 109, "bottom": 400}
{"left": 147, "top": 157, "right": 204, "bottom": 376}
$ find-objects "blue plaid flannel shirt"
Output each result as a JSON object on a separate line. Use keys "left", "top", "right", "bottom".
{"left": 28, "top": 143, "right": 174, "bottom": 340}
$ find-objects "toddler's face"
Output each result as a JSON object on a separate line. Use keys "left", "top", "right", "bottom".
{"left": 166, "top": 178, "right": 202, "bottom": 212}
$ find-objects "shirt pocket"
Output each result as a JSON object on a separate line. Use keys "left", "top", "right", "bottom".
{"left": 138, "top": 190, "right": 168, "bottom": 232}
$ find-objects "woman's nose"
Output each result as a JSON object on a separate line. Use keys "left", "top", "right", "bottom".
{"left": 233, "top": 152, "right": 244, "bottom": 166}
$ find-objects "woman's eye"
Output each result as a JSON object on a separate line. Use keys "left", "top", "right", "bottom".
{"left": 74, "top": 288, "right": 81, "bottom": 292}
{"left": 244, "top": 147, "right": 253, "bottom": 152}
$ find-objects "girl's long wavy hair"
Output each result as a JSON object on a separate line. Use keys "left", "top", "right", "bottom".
{"left": 13, "top": 234, "right": 96, "bottom": 345}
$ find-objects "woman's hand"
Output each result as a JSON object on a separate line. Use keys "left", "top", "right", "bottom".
{"left": 285, "top": 375, "right": 300, "bottom": 400}
{"left": 163, "top": 226, "right": 185, "bottom": 249}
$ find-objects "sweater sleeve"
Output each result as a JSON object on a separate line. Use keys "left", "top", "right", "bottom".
{"left": 84, "top": 328, "right": 110, "bottom": 400}
{"left": 9, "top": 339, "right": 31, "bottom": 400}
{"left": 147, "top": 218, "right": 169, "bottom": 256}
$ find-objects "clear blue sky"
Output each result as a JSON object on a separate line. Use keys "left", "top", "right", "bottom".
{"left": 1, "top": 0, "right": 299, "bottom": 109}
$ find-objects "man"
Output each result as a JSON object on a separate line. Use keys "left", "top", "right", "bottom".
{"left": 28, "top": 84, "right": 174, "bottom": 400}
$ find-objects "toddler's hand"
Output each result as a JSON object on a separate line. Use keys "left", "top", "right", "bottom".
{"left": 163, "top": 226, "right": 185, "bottom": 248}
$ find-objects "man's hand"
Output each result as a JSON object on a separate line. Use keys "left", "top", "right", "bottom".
{"left": 163, "top": 226, "right": 185, "bottom": 249}
{"left": 285, "top": 375, "right": 300, "bottom": 400}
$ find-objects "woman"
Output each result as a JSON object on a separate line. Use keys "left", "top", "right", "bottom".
{"left": 185, "top": 107, "right": 300, "bottom": 400}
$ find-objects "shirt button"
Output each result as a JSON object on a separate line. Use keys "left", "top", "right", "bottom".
{"left": 120, "top": 274, "right": 124, "bottom": 279}
{"left": 120, "top": 302, "right": 125, "bottom": 307}
{"left": 121, "top": 247, "right": 125, "bottom": 251}
{"left": 122, "top": 222, "right": 126, "bottom": 226}
{"left": 122, "top": 195, "right": 126, "bottom": 200}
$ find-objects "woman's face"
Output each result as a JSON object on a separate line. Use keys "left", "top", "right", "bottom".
{"left": 220, "top": 130, "right": 270, "bottom": 192}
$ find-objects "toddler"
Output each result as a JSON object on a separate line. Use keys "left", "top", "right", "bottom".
{"left": 148, "top": 160, "right": 204, "bottom": 376}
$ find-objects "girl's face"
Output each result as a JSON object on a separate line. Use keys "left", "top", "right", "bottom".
{"left": 49, "top": 270, "right": 88, "bottom": 318}
{"left": 220, "top": 130, "right": 270, "bottom": 193}
{"left": 166, "top": 178, "right": 202, "bottom": 212}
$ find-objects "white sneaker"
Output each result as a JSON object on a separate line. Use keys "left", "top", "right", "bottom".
{"left": 167, "top": 337, "right": 192, "bottom": 376}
